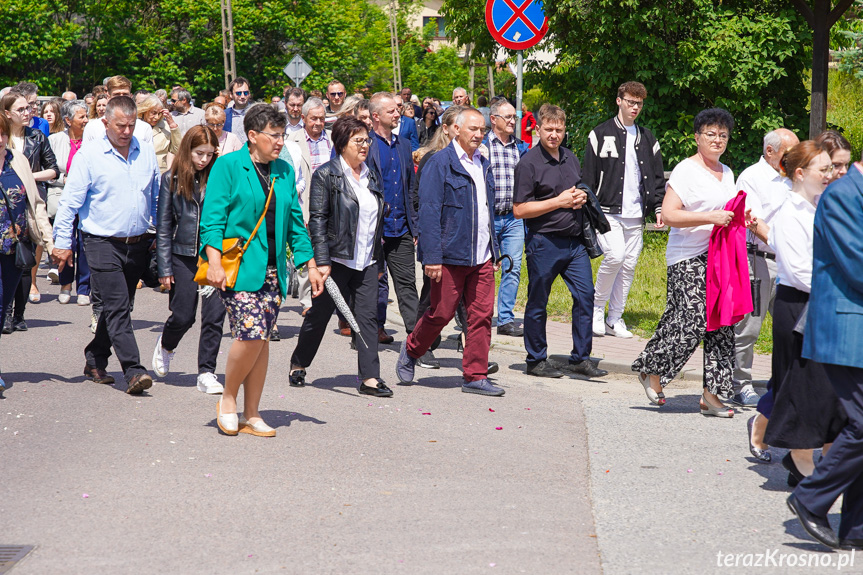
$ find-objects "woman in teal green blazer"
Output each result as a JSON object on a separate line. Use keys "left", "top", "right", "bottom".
{"left": 199, "top": 104, "right": 322, "bottom": 437}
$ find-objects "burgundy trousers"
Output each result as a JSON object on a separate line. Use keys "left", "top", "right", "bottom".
{"left": 406, "top": 261, "right": 495, "bottom": 382}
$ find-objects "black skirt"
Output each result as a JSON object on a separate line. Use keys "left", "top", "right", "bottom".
{"left": 764, "top": 285, "right": 847, "bottom": 449}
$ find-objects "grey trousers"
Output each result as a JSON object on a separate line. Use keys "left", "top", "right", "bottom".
{"left": 733, "top": 255, "right": 777, "bottom": 387}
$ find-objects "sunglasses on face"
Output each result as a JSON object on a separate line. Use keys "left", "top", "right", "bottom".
{"left": 328, "top": 92, "right": 345, "bottom": 98}
{"left": 234, "top": 91, "right": 250, "bottom": 96}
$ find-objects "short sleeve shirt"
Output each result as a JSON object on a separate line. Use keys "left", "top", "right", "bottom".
{"left": 513, "top": 144, "right": 583, "bottom": 236}
{"left": 665, "top": 158, "right": 736, "bottom": 266}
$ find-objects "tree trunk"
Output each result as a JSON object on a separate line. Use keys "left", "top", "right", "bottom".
{"left": 810, "top": 0, "right": 830, "bottom": 138}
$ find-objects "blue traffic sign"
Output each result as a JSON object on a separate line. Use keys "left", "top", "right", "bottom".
{"left": 485, "top": 0, "right": 548, "bottom": 51}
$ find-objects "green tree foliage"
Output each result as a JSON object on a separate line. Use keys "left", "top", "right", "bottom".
{"left": 441, "top": 0, "right": 813, "bottom": 169}
{"left": 542, "top": 0, "right": 812, "bottom": 169}
{"left": 0, "top": 0, "right": 435, "bottom": 101}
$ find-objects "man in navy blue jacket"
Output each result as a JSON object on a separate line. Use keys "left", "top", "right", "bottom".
{"left": 395, "top": 108, "right": 504, "bottom": 397}
{"left": 366, "top": 92, "right": 420, "bottom": 337}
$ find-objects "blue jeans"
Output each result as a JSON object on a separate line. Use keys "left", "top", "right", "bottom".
{"left": 524, "top": 231, "right": 593, "bottom": 364}
{"left": 494, "top": 212, "right": 525, "bottom": 326}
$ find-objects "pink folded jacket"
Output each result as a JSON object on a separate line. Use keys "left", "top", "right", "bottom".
{"left": 706, "top": 190, "right": 753, "bottom": 331}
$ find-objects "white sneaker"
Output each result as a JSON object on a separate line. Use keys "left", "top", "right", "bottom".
{"left": 197, "top": 372, "right": 224, "bottom": 395}
{"left": 151, "top": 335, "right": 175, "bottom": 377}
{"left": 77, "top": 295, "right": 90, "bottom": 306}
{"left": 58, "top": 289, "right": 72, "bottom": 304}
{"left": 592, "top": 307, "right": 606, "bottom": 336}
{"left": 47, "top": 268, "right": 60, "bottom": 284}
{"left": 605, "top": 318, "right": 633, "bottom": 338}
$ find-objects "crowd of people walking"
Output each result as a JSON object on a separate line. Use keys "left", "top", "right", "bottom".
{"left": 3, "top": 73, "right": 863, "bottom": 550}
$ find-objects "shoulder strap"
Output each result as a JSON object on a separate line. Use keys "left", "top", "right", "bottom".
{"left": 0, "top": 182, "right": 18, "bottom": 240}
{"left": 243, "top": 176, "right": 274, "bottom": 251}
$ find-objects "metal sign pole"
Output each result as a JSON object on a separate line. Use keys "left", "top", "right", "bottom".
{"left": 516, "top": 50, "right": 523, "bottom": 140}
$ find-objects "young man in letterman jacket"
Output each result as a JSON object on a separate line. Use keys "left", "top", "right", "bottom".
{"left": 581, "top": 81, "right": 665, "bottom": 339}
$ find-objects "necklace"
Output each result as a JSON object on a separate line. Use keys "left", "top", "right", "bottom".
{"left": 252, "top": 159, "right": 270, "bottom": 182}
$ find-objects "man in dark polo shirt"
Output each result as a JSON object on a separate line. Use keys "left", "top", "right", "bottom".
{"left": 513, "top": 104, "right": 608, "bottom": 379}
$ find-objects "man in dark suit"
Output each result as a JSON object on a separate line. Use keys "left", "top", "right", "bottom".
{"left": 789, "top": 157, "right": 863, "bottom": 550}
{"left": 367, "top": 92, "right": 420, "bottom": 337}
{"left": 395, "top": 103, "right": 420, "bottom": 152}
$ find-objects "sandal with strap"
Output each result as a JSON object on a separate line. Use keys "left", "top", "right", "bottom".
{"left": 289, "top": 369, "right": 306, "bottom": 387}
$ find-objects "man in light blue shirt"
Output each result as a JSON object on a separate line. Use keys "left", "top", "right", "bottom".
{"left": 52, "top": 96, "right": 160, "bottom": 396}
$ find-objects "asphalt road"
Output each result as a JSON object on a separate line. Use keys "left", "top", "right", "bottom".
{"left": 1, "top": 272, "right": 860, "bottom": 574}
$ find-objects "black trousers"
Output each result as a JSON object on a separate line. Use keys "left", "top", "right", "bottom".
{"left": 291, "top": 262, "right": 380, "bottom": 380}
{"left": 796, "top": 363, "right": 863, "bottom": 539}
{"left": 161, "top": 254, "right": 226, "bottom": 374}
{"left": 82, "top": 234, "right": 150, "bottom": 381}
{"left": 383, "top": 233, "right": 419, "bottom": 333}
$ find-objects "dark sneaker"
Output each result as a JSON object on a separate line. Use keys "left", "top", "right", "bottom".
{"left": 526, "top": 360, "right": 564, "bottom": 378}
{"left": 12, "top": 317, "right": 27, "bottom": 332}
{"left": 83, "top": 364, "right": 115, "bottom": 385}
{"left": 462, "top": 378, "right": 505, "bottom": 396}
{"left": 2, "top": 313, "right": 12, "bottom": 334}
{"left": 126, "top": 373, "right": 153, "bottom": 395}
{"left": 488, "top": 362, "right": 499, "bottom": 375}
{"left": 564, "top": 359, "right": 608, "bottom": 379}
{"left": 496, "top": 322, "right": 524, "bottom": 337}
{"left": 417, "top": 351, "right": 440, "bottom": 369}
{"left": 358, "top": 378, "right": 394, "bottom": 397}
{"left": 730, "top": 384, "right": 760, "bottom": 406}
{"left": 396, "top": 339, "right": 417, "bottom": 384}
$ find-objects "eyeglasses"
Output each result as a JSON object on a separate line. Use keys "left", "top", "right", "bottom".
{"left": 492, "top": 114, "right": 516, "bottom": 123}
{"left": 234, "top": 90, "right": 250, "bottom": 96}
{"left": 698, "top": 131, "right": 730, "bottom": 142}
{"left": 328, "top": 91, "right": 345, "bottom": 98}
{"left": 206, "top": 122, "right": 224, "bottom": 129}
{"left": 622, "top": 98, "right": 644, "bottom": 108}
{"left": 351, "top": 137, "right": 372, "bottom": 147}
{"left": 10, "top": 106, "right": 30, "bottom": 115}
{"left": 256, "top": 130, "right": 285, "bottom": 142}
{"left": 805, "top": 164, "right": 835, "bottom": 175}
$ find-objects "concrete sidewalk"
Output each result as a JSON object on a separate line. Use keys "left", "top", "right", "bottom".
{"left": 384, "top": 304, "right": 772, "bottom": 384}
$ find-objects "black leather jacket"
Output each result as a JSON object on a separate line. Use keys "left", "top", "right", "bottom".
{"left": 156, "top": 171, "right": 203, "bottom": 277}
{"left": 22, "top": 127, "right": 59, "bottom": 199}
{"left": 309, "top": 158, "right": 384, "bottom": 268}
{"left": 578, "top": 182, "right": 611, "bottom": 259}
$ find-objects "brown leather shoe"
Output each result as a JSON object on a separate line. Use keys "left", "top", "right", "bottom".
{"left": 378, "top": 328, "right": 395, "bottom": 344}
{"left": 338, "top": 319, "right": 351, "bottom": 336}
{"left": 126, "top": 373, "right": 153, "bottom": 395}
{"left": 83, "top": 364, "right": 115, "bottom": 385}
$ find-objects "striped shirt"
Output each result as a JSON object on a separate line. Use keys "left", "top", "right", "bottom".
{"left": 306, "top": 130, "right": 332, "bottom": 173}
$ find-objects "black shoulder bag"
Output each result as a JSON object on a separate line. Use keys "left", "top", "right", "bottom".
{"left": 0, "top": 183, "right": 37, "bottom": 269}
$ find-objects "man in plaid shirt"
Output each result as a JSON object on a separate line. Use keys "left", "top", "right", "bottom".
{"left": 483, "top": 98, "right": 529, "bottom": 337}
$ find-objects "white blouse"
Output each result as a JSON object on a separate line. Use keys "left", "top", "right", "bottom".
{"left": 768, "top": 192, "right": 815, "bottom": 293}
{"left": 665, "top": 157, "right": 737, "bottom": 266}
{"left": 332, "top": 156, "right": 379, "bottom": 271}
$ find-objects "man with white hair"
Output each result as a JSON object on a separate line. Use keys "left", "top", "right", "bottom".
{"left": 452, "top": 87, "right": 469, "bottom": 106}
{"left": 732, "top": 127, "right": 800, "bottom": 406}
{"left": 287, "top": 96, "right": 331, "bottom": 314}
{"left": 61, "top": 91, "right": 77, "bottom": 101}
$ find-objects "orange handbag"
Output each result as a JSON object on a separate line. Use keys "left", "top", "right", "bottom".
{"left": 194, "top": 177, "right": 274, "bottom": 288}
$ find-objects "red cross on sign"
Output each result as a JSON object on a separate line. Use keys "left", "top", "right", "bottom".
{"left": 485, "top": 0, "right": 548, "bottom": 51}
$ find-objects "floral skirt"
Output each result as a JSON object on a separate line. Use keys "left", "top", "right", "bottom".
{"left": 220, "top": 267, "right": 281, "bottom": 341}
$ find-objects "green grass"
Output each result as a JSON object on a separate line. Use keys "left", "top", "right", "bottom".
{"left": 503, "top": 231, "right": 773, "bottom": 354}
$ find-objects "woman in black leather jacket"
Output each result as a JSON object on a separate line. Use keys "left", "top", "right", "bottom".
{"left": 151, "top": 125, "right": 227, "bottom": 395}
{"left": 0, "top": 91, "right": 59, "bottom": 330}
{"left": 289, "top": 117, "right": 390, "bottom": 397}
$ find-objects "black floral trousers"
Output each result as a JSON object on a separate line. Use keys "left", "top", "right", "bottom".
{"left": 631, "top": 253, "right": 735, "bottom": 396}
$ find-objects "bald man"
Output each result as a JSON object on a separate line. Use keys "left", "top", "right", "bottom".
{"left": 62, "top": 91, "right": 77, "bottom": 101}
{"left": 731, "top": 127, "right": 800, "bottom": 407}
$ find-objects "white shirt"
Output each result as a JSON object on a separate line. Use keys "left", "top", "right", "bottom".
{"left": 736, "top": 156, "right": 791, "bottom": 253}
{"left": 332, "top": 156, "right": 378, "bottom": 271}
{"left": 621, "top": 124, "right": 643, "bottom": 218}
{"left": 83, "top": 118, "right": 154, "bottom": 145}
{"left": 665, "top": 157, "right": 737, "bottom": 266}
{"left": 285, "top": 119, "right": 304, "bottom": 134}
{"left": 453, "top": 140, "right": 492, "bottom": 265}
{"left": 769, "top": 192, "right": 815, "bottom": 293}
